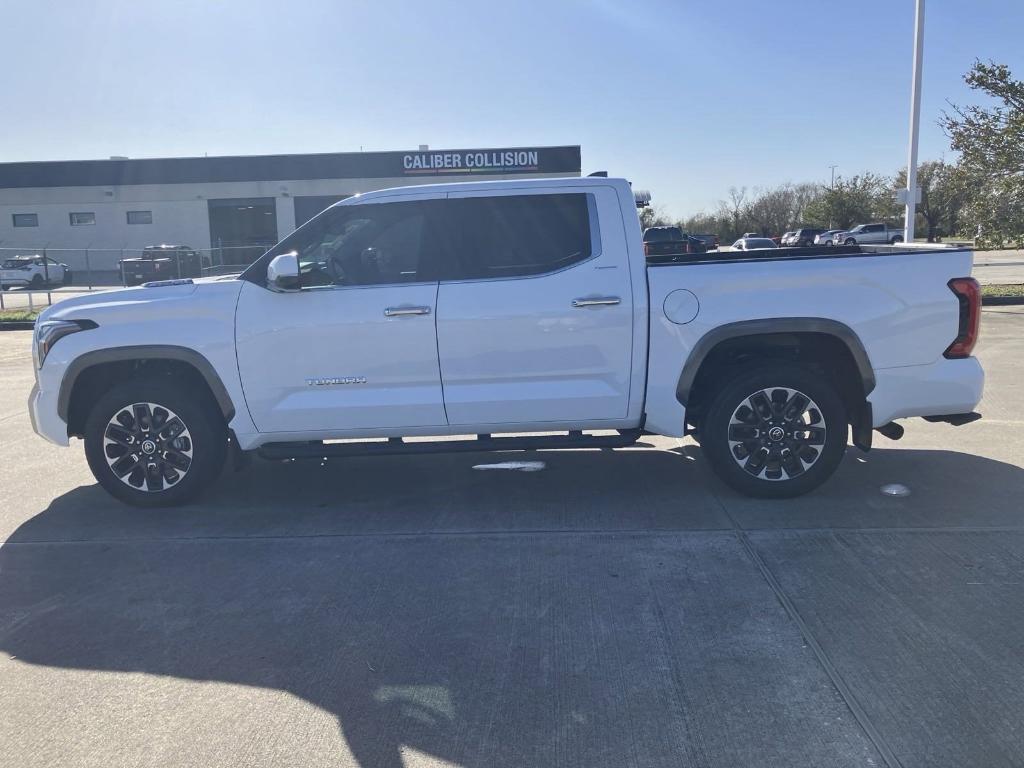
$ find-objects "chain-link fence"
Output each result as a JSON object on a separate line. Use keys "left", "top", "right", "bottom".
{"left": 0, "top": 245, "right": 268, "bottom": 285}
{"left": 0, "top": 244, "right": 269, "bottom": 313}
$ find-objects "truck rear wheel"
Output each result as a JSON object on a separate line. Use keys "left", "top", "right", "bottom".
{"left": 701, "top": 365, "right": 847, "bottom": 498}
{"left": 844, "top": 238, "right": 856, "bottom": 245}
{"left": 84, "top": 376, "right": 226, "bottom": 507}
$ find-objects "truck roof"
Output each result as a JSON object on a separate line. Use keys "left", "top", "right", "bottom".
{"left": 336, "top": 176, "right": 630, "bottom": 206}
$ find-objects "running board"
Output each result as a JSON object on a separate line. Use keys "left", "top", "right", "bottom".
{"left": 257, "top": 429, "right": 644, "bottom": 460}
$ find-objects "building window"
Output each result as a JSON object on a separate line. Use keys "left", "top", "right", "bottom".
{"left": 69, "top": 212, "right": 96, "bottom": 226}
{"left": 12, "top": 213, "right": 38, "bottom": 227}
{"left": 127, "top": 210, "right": 153, "bottom": 225}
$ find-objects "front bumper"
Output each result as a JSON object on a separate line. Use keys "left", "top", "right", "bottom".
{"left": 28, "top": 380, "right": 70, "bottom": 446}
{"left": 869, "top": 357, "right": 985, "bottom": 427}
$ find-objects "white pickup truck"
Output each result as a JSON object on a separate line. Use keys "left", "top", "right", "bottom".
{"left": 28, "top": 177, "right": 984, "bottom": 507}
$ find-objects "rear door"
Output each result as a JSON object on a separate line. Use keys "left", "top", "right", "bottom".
{"left": 863, "top": 224, "right": 885, "bottom": 242}
{"left": 435, "top": 187, "right": 634, "bottom": 426}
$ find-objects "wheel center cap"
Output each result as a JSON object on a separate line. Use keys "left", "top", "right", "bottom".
{"left": 141, "top": 439, "right": 157, "bottom": 455}
{"left": 768, "top": 426, "right": 786, "bottom": 442}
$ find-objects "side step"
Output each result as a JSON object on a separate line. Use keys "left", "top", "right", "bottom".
{"left": 258, "top": 429, "right": 644, "bottom": 460}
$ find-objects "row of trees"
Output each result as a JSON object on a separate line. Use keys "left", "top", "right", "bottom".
{"left": 642, "top": 60, "right": 1023, "bottom": 248}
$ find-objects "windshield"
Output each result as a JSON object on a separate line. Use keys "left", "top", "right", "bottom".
{"left": 2, "top": 258, "right": 33, "bottom": 269}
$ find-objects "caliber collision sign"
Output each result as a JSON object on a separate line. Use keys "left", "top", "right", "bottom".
{"left": 403, "top": 149, "right": 542, "bottom": 175}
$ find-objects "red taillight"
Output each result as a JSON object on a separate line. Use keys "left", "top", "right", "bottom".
{"left": 944, "top": 277, "right": 981, "bottom": 359}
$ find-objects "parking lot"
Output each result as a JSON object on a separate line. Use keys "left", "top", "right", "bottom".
{"left": 1, "top": 307, "right": 1023, "bottom": 767}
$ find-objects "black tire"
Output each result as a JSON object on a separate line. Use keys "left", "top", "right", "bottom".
{"left": 890, "top": 236, "right": 903, "bottom": 244}
{"left": 701, "top": 365, "right": 847, "bottom": 499}
{"left": 62, "top": 269, "right": 73, "bottom": 286}
{"left": 844, "top": 238, "right": 856, "bottom": 246}
{"left": 30, "top": 274, "right": 44, "bottom": 288}
{"left": 84, "top": 376, "right": 226, "bottom": 507}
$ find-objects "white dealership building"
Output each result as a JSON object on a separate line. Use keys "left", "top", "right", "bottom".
{"left": 0, "top": 145, "right": 581, "bottom": 277}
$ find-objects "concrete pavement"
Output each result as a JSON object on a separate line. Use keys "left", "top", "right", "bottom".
{"left": 1, "top": 309, "right": 1023, "bottom": 767}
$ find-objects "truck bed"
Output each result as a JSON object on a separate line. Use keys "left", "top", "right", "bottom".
{"left": 645, "top": 243, "right": 968, "bottom": 267}
{"left": 641, "top": 243, "right": 980, "bottom": 438}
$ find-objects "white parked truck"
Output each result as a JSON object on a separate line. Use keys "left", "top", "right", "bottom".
{"left": 28, "top": 177, "right": 984, "bottom": 506}
{"left": 833, "top": 223, "right": 905, "bottom": 246}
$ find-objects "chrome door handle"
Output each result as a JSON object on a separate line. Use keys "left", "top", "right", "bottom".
{"left": 384, "top": 306, "right": 431, "bottom": 317}
{"left": 572, "top": 297, "right": 621, "bottom": 307}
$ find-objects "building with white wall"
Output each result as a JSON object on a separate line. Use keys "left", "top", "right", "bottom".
{"left": 0, "top": 146, "right": 581, "bottom": 278}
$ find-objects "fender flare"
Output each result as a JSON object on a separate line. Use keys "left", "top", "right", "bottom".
{"left": 57, "top": 345, "right": 235, "bottom": 423}
{"left": 675, "top": 318, "right": 875, "bottom": 406}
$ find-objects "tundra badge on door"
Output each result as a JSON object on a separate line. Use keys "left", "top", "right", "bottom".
{"left": 305, "top": 376, "right": 367, "bottom": 386}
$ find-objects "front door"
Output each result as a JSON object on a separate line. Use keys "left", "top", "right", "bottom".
{"left": 235, "top": 196, "right": 449, "bottom": 434}
{"left": 435, "top": 188, "right": 634, "bottom": 426}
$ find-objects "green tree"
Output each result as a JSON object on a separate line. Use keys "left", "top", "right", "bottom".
{"left": 638, "top": 204, "right": 671, "bottom": 230}
{"left": 894, "top": 161, "right": 966, "bottom": 241}
{"left": 941, "top": 60, "right": 1024, "bottom": 245}
{"left": 803, "top": 173, "right": 898, "bottom": 230}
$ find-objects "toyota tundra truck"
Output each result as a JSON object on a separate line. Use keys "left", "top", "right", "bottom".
{"left": 27, "top": 177, "right": 984, "bottom": 506}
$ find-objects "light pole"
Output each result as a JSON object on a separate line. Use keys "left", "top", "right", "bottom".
{"left": 903, "top": 0, "right": 925, "bottom": 243}
{"left": 829, "top": 165, "right": 838, "bottom": 190}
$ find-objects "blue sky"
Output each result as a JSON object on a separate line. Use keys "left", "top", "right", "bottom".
{"left": 2, "top": 0, "right": 1020, "bottom": 217}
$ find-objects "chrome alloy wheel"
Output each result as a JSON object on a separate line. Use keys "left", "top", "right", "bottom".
{"left": 102, "top": 402, "right": 194, "bottom": 492}
{"left": 726, "top": 387, "right": 827, "bottom": 481}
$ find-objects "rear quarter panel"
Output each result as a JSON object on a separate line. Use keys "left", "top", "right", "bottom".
{"left": 644, "top": 249, "right": 974, "bottom": 436}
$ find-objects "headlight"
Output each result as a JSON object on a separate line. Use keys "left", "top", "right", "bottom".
{"left": 35, "top": 319, "right": 96, "bottom": 368}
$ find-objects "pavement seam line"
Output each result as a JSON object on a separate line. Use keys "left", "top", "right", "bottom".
{"left": 6, "top": 523, "right": 1024, "bottom": 547}
{"left": 732, "top": 529, "right": 905, "bottom": 768}
{"left": 710, "top": 491, "right": 905, "bottom": 768}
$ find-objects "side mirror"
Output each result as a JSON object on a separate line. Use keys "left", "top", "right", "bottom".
{"left": 267, "top": 252, "right": 300, "bottom": 292}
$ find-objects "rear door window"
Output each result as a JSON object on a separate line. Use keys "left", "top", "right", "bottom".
{"left": 445, "top": 193, "right": 595, "bottom": 280}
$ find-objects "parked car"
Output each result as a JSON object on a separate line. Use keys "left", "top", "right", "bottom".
{"left": 0, "top": 255, "right": 72, "bottom": 290}
{"left": 731, "top": 237, "right": 779, "bottom": 250}
{"left": 692, "top": 234, "right": 720, "bottom": 251}
{"left": 779, "top": 231, "right": 798, "bottom": 247}
{"left": 814, "top": 229, "right": 845, "bottom": 246}
{"left": 642, "top": 226, "right": 704, "bottom": 257}
{"left": 783, "top": 228, "right": 827, "bottom": 247}
{"left": 119, "top": 245, "right": 204, "bottom": 287}
{"left": 29, "top": 177, "right": 983, "bottom": 507}
{"left": 742, "top": 232, "right": 760, "bottom": 239}
{"left": 832, "top": 223, "right": 905, "bottom": 246}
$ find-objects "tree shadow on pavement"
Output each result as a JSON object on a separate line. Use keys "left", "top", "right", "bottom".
{"left": 1, "top": 447, "right": 1022, "bottom": 767}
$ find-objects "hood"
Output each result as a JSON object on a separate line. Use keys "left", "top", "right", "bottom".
{"left": 37, "top": 278, "right": 243, "bottom": 325}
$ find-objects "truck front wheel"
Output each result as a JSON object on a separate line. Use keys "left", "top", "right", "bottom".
{"left": 701, "top": 365, "right": 847, "bottom": 498}
{"left": 84, "top": 376, "right": 226, "bottom": 507}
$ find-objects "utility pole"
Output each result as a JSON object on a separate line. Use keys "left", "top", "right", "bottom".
{"left": 903, "top": 0, "right": 925, "bottom": 243}
{"left": 829, "top": 165, "right": 838, "bottom": 190}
